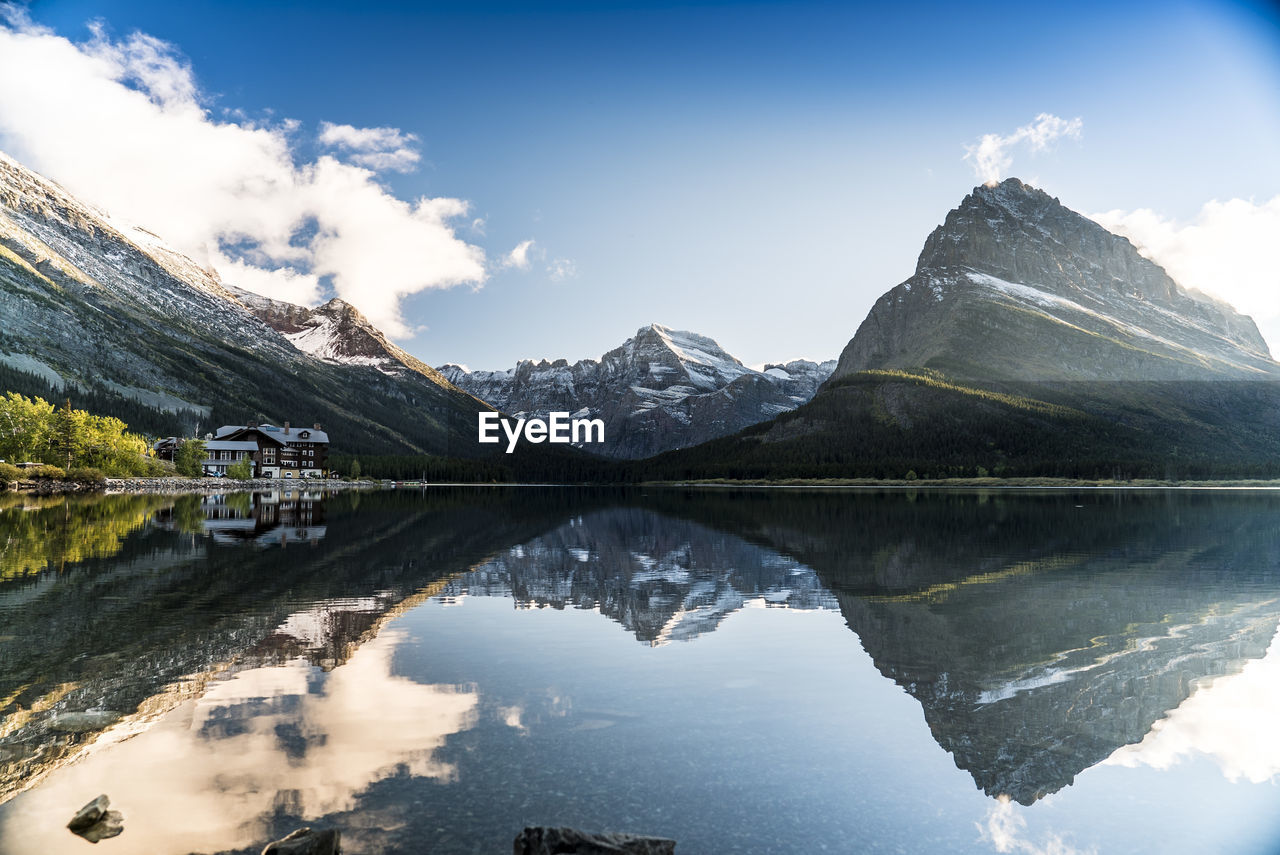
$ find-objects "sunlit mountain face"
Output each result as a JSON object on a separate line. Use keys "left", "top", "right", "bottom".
{"left": 3, "top": 488, "right": 1280, "bottom": 854}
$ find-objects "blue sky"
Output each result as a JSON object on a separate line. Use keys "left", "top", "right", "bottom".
{"left": 5, "top": 0, "right": 1280, "bottom": 368}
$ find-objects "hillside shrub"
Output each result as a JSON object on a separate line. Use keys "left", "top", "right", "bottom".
{"left": 66, "top": 467, "right": 107, "bottom": 486}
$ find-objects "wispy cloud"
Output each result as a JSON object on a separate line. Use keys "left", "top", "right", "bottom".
{"left": 502, "top": 239, "right": 535, "bottom": 270}
{"left": 0, "top": 10, "right": 485, "bottom": 337}
{"left": 318, "top": 121, "right": 421, "bottom": 173}
{"left": 548, "top": 257, "right": 577, "bottom": 281}
{"left": 965, "top": 113, "right": 1082, "bottom": 185}
{"left": 1092, "top": 196, "right": 1280, "bottom": 356}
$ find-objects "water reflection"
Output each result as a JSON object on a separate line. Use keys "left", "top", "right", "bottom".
{"left": 0, "top": 489, "right": 581, "bottom": 802}
{"left": 447, "top": 507, "right": 835, "bottom": 644}
{"left": 1, "top": 488, "right": 1279, "bottom": 853}
{"left": 1105, "top": 629, "right": 1280, "bottom": 782}
{"left": 160, "top": 490, "right": 329, "bottom": 545}
{"left": 1, "top": 629, "right": 476, "bottom": 855}
{"left": 0, "top": 493, "right": 175, "bottom": 581}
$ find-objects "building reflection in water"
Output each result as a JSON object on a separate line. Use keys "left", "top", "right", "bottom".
{"left": 168, "top": 490, "right": 329, "bottom": 546}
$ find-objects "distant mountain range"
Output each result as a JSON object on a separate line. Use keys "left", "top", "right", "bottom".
{"left": 440, "top": 325, "right": 834, "bottom": 458}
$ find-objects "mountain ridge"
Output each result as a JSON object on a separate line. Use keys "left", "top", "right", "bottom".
{"left": 440, "top": 323, "right": 836, "bottom": 459}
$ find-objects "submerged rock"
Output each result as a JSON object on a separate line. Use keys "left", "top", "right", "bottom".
{"left": 261, "top": 827, "right": 342, "bottom": 855}
{"left": 513, "top": 826, "right": 676, "bottom": 854}
{"left": 66, "top": 795, "right": 109, "bottom": 831}
{"left": 67, "top": 794, "right": 124, "bottom": 842}
{"left": 78, "top": 811, "right": 124, "bottom": 843}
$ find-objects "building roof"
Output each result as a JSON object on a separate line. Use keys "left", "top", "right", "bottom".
{"left": 215, "top": 424, "right": 330, "bottom": 445}
{"left": 204, "top": 440, "right": 260, "bottom": 452}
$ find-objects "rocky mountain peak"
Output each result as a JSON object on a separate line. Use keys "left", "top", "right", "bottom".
{"left": 914, "top": 177, "right": 1176, "bottom": 301}
{"left": 227, "top": 285, "right": 456, "bottom": 387}
{"left": 833, "top": 178, "right": 1274, "bottom": 382}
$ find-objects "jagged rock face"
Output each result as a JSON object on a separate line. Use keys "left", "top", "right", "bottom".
{"left": 833, "top": 178, "right": 1276, "bottom": 383}
{"left": 0, "top": 150, "right": 484, "bottom": 455}
{"left": 440, "top": 324, "right": 835, "bottom": 459}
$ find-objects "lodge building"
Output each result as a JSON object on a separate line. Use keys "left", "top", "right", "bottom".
{"left": 154, "top": 422, "right": 330, "bottom": 478}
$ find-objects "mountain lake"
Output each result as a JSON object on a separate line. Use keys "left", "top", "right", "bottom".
{"left": 1, "top": 486, "right": 1279, "bottom": 854}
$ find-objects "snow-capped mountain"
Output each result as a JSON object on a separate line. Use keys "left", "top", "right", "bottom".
{"left": 440, "top": 324, "right": 836, "bottom": 458}
{"left": 229, "top": 287, "right": 460, "bottom": 389}
{"left": 0, "top": 150, "right": 487, "bottom": 455}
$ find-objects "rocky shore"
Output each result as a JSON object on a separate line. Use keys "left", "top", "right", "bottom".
{"left": 104, "top": 477, "right": 380, "bottom": 495}
{"left": 3, "top": 476, "right": 381, "bottom": 496}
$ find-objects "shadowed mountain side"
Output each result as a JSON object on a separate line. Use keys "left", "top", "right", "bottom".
{"left": 833, "top": 179, "right": 1273, "bottom": 383}
{"left": 639, "top": 372, "right": 1280, "bottom": 480}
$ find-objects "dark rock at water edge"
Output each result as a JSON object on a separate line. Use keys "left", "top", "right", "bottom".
{"left": 67, "top": 793, "right": 124, "bottom": 842}
{"left": 67, "top": 794, "right": 109, "bottom": 832}
{"left": 514, "top": 826, "right": 676, "bottom": 854}
{"left": 261, "top": 827, "right": 342, "bottom": 855}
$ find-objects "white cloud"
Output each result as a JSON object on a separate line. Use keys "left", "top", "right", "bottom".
{"left": 978, "top": 795, "right": 1097, "bottom": 855}
{"left": 502, "top": 238, "right": 535, "bottom": 270}
{"left": 217, "top": 257, "right": 323, "bottom": 306}
{"left": 548, "top": 257, "right": 577, "bottom": 281}
{"left": 318, "top": 120, "right": 421, "bottom": 173}
{"left": 1104, "top": 625, "right": 1280, "bottom": 783}
{"left": 1092, "top": 196, "right": 1280, "bottom": 356}
{"left": 965, "top": 113, "right": 1083, "bottom": 185}
{"left": 0, "top": 12, "right": 485, "bottom": 337}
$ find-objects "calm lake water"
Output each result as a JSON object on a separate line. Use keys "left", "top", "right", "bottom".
{"left": 2, "top": 486, "right": 1280, "bottom": 854}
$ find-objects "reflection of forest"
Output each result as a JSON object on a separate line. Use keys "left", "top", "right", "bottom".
{"left": 0, "top": 493, "right": 177, "bottom": 581}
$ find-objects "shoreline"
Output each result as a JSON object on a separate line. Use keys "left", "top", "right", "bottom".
{"left": 655, "top": 477, "right": 1280, "bottom": 490}
{"left": 7, "top": 475, "right": 1280, "bottom": 495}
{"left": 1, "top": 476, "right": 380, "bottom": 496}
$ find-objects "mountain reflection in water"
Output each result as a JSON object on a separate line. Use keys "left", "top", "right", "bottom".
{"left": 1, "top": 488, "right": 1279, "bottom": 854}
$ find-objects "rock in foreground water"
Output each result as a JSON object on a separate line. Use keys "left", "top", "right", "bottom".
{"left": 66, "top": 795, "right": 109, "bottom": 831}
{"left": 261, "top": 827, "right": 342, "bottom": 855}
{"left": 67, "top": 794, "right": 124, "bottom": 842}
{"left": 513, "top": 826, "right": 676, "bottom": 854}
